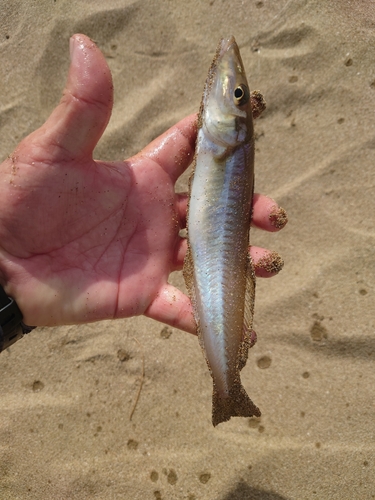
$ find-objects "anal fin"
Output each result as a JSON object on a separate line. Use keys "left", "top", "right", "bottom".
{"left": 238, "top": 255, "right": 256, "bottom": 371}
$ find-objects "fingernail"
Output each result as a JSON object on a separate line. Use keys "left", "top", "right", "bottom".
{"left": 269, "top": 206, "right": 288, "bottom": 230}
{"left": 254, "top": 251, "right": 284, "bottom": 275}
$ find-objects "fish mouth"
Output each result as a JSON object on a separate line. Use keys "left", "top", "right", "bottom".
{"left": 219, "top": 35, "right": 237, "bottom": 56}
{"left": 218, "top": 36, "right": 243, "bottom": 69}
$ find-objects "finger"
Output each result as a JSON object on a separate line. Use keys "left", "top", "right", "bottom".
{"left": 25, "top": 34, "right": 113, "bottom": 162}
{"left": 173, "top": 239, "right": 284, "bottom": 277}
{"left": 252, "top": 194, "right": 288, "bottom": 232}
{"left": 251, "top": 246, "right": 284, "bottom": 277}
{"left": 250, "top": 90, "right": 266, "bottom": 119}
{"left": 175, "top": 192, "right": 288, "bottom": 232}
{"left": 176, "top": 193, "right": 287, "bottom": 250}
{"left": 172, "top": 237, "right": 188, "bottom": 271}
{"left": 175, "top": 192, "right": 188, "bottom": 228}
{"left": 144, "top": 283, "right": 197, "bottom": 335}
{"left": 138, "top": 114, "right": 197, "bottom": 183}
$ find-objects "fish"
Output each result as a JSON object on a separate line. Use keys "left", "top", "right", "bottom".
{"left": 183, "top": 36, "right": 263, "bottom": 426}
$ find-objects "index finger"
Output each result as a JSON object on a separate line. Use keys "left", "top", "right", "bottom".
{"left": 136, "top": 114, "right": 197, "bottom": 183}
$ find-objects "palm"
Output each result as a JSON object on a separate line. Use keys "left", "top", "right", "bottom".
{"left": 0, "top": 124, "right": 193, "bottom": 328}
{"left": 0, "top": 35, "right": 285, "bottom": 333}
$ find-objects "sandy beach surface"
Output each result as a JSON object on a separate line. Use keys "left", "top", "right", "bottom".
{"left": 0, "top": 1, "right": 374, "bottom": 498}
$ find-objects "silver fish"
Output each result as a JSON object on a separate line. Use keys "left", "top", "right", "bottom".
{"left": 184, "top": 36, "right": 261, "bottom": 426}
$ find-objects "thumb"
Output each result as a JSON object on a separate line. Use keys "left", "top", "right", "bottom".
{"left": 28, "top": 34, "right": 113, "bottom": 161}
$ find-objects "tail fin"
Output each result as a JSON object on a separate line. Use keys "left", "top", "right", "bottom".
{"left": 212, "top": 383, "right": 261, "bottom": 427}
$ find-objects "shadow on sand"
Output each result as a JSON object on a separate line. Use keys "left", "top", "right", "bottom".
{"left": 221, "top": 480, "right": 288, "bottom": 500}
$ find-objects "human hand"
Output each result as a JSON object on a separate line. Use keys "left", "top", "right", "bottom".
{"left": 0, "top": 34, "right": 287, "bottom": 334}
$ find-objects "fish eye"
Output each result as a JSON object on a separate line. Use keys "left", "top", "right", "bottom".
{"left": 234, "top": 84, "right": 250, "bottom": 106}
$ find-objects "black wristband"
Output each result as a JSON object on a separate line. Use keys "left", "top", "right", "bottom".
{"left": 0, "top": 285, "right": 35, "bottom": 353}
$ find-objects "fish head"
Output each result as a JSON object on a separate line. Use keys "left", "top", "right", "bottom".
{"left": 201, "top": 36, "right": 254, "bottom": 151}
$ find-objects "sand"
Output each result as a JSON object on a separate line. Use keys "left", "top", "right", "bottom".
{"left": 0, "top": 1, "right": 374, "bottom": 498}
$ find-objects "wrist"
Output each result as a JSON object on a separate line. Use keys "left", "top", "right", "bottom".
{"left": 0, "top": 284, "right": 35, "bottom": 352}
